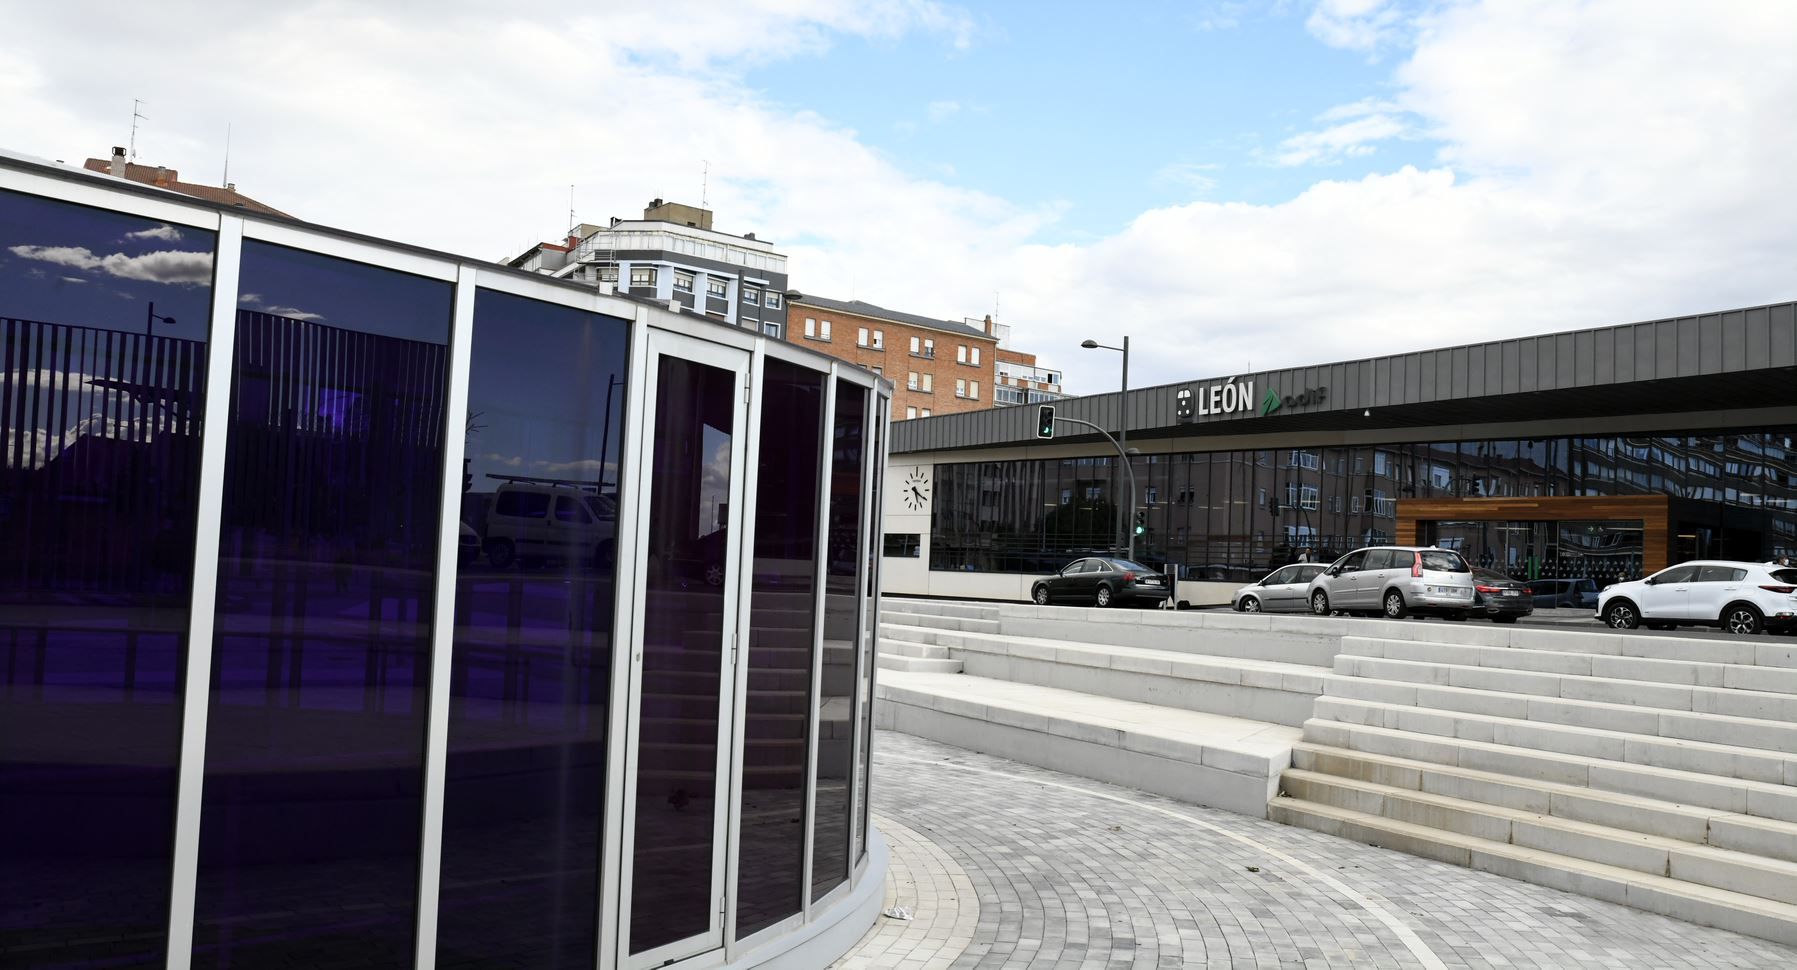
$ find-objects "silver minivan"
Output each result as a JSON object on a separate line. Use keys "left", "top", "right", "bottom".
{"left": 1307, "top": 546, "right": 1475, "bottom": 619}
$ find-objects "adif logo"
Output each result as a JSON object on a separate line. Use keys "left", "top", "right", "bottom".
{"left": 1261, "top": 388, "right": 1282, "bottom": 416}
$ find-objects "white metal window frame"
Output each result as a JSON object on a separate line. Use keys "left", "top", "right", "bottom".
{"left": 0, "top": 163, "right": 891, "bottom": 970}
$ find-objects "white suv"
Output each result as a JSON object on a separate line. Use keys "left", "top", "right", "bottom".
{"left": 1597, "top": 560, "right": 1797, "bottom": 635}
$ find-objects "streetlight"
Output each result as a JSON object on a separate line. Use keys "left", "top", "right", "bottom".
{"left": 1081, "top": 335, "right": 1133, "bottom": 558}
{"left": 145, "top": 301, "right": 176, "bottom": 340}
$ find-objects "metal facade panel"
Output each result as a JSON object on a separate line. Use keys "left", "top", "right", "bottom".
{"left": 1655, "top": 320, "right": 1678, "bottom": 377}
{"left": 1614, "top": 326, "right": 1634, "bottom": 383}
{"left": 1538, "top": 338, "right": 1555, "bottom": 390}
{"left": 1595, "top": 329, "right": 1614, "bottom": 384}
{"left": 1574, "top": 331, "right": 1595, "bottom": 385}
{"left": 1518, "top": 338, "right": 1537, "bottom": 391}
{"left": 1460, "top": 346, "right": 1478, "bottom": 398}
{"left": 1636, "top": 323, "right": 1656, "bottom": 380}
{"left": 1452, "top": 347, "right": 1469, "bottom": 398}
{"left": 1483, "top": 344, "right": 1502, "bottom": 396}
{"left": 1433, "top": 351, "right": 1450, "bottom": 399}
{"left": 1722, "top": 311, "right": 1746, "bottom": 371}
{"left": 1555, "top": 333, "right": 1575, "bottom": 386}
{"left": 1375, "top": 358, "right": 1391, "bottom": 407}
{"left": 1773, "top": 303, "right": 1796, "bottom": 366}
{"left": 1699, "top": 314, "right": 1723, "bottom": 374}
{"left": 1747, "top": 306, "right": 1771, "bottom": 366}
{"left": 1678, "top": 317, "right": 1702, "bottom": 377}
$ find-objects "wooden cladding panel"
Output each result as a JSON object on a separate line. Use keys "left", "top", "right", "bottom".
{"left": 1397, "top": 494, "right": 1670, "bottom": 575}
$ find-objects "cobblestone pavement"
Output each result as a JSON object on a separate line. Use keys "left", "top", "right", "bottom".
{"left": 839, "top": 731, "right": 1797, "bottom": 969}
{"left": 831, "top": 814, "right": 980, "bottom": 969}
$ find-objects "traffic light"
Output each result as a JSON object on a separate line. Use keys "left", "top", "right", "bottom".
{"left": 1133, "top": 510, "right": 1146, "bottom": 535}
{"left": 1036, "top": 404, "right": 1056, "bottom": 439}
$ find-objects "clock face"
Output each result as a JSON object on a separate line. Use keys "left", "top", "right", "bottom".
{"left": 902, "top": 467, "right": 930, "bottom": 511}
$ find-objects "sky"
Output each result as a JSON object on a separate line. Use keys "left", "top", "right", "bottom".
{"left": 3, "top": 0, "right": 1793, "bottom": 394}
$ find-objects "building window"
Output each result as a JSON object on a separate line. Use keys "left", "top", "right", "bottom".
{"left": 955, "top": 378, "right": 967, "bottom": 398}
{"left": 907, "top": 371, "right": 919, "bottom": 390}
{"left": 804, "top": 317, "right": 816, "bottom": 338}
{"left": 706, "top": 277, "right": 727, "bottom": 298}
{"left": 957, "top": 345, "right": 967, "bottom": 364}
{"left": 920, "top": 408, "right": 931, "bottom": 417}
{"left": 820, "top": 319, "right": 832, "bottom": 340}
{"left": 598, "top": 266, "right": 618, "bottom": 283}
{"left": 630, "top": 266, "right": 656, "bottom": 287}
{"left": 906, "top": 406, "right": 918, "bottom": 419}
{"left": 921, "top": 373, "right": 932, "bottom": 392}
{"left": 971, "top": 347, "right": 981, "bottom": 366}
{"left": 924, "top": 338, "right": 934, "bottom": 358}
{"left": 883, "top": 533, "right": 922, "bottom": 558}
{"left": 857, "top": 327, "right": 869, "bottom": 347}
{"left": 969, "top": 380, "right": 979, "bottom": 400}
{"left": 744, "top": 288, "right": 760, "bottom": 306}
{"left": 872, "top": 329, "right": 884, "bottom": 350}
{"left": 762, "top": 320, "right": 782, "bottom": 339}
{"left": 765, "top": 291, "right": 781, "bottom": 309}
{"left": 870, "top": 365, "right": 883, "bottom": 375}
{"left": 673, "top": 270, "right": 694, "bottom": 292}
{"left": 910, "top": 335, "right": 920, "bottom": 354}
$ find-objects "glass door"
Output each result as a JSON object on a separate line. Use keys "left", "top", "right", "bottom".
{"left": 620, "top": 330, "right": 750, "bottom": 967}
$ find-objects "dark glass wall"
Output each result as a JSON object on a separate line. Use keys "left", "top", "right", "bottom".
{"left": 733, "top": 359, "right": 826, "bottom": 939}
{"left": 811, "top": 381, "right": 865, "bottom": 901}
{"left": 436, "top": 290, "right": 629, "bottom": 967}
{"left": 930, "top": 432, "right": 1797, "bottom": 582}
{"left": 0, "top": 189, "right": 215, "bottom": 967}
{"left": 193, "top": 242, "right": 452, "bottom": 967}
{"left": 854, "top": 399, "right": 885, "bottom": 861}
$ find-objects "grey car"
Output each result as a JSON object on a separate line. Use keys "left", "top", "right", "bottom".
{"left": 1307, "top": 546, "right": 1476, "bottom": 619}
{"left": 1233, "top": 563, "right": 1328, "bottom": 613}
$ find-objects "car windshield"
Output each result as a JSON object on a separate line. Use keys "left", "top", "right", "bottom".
{"left": 1419, "top": 550, "right": 1469, "bottom": 573}
{"left": 1471, "top": 568, "right": 1511, "bottom": 583}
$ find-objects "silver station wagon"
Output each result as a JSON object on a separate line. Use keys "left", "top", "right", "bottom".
{"left": 1307, "top": 546, "right": 1476, "bottom": 619}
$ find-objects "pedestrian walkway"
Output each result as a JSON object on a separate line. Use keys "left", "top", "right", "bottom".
{"left": 839, "top": 732, "right": 1797, "bottom": 968}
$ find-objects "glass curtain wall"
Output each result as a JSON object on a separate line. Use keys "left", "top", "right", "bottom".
{"left": 436, "top": 289, "right": 630, "bottom": 966}
{"left": 930, "top": 432, "right": 1797, "bottom": 581}
{"left": 811, "top": 381, "right": 865, "bottom": 901}
{"left": 0, "top": 189, "right": 217, "bottom": 967}
{"left": 853, "top": 398, "right": 886, "bottom": 862}
{"left": 193, "top": 241, "right": 452, "bottom": 967}
{"left": 733, "top": 358, "right": 826, "bottom": 939}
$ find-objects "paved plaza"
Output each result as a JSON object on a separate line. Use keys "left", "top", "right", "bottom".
{"left": 836, "top": 732, "right": 1797, "bottom": 969}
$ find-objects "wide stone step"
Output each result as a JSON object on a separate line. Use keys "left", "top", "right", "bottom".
{"left": 1313, "top": 695, "right": 1797, "bottom": 786}
{"left": 879, "top": 611, "right": 1000, "bottom": 634}
{"left": 876, "top": 654, "right": 964, "bottom": 674}
{"left": 1291, "top": 742, "right": 1797, "bottom": 863}
{"left": 876, "top": 670, "right": 1299, "bottom": 818}
{"left": 1343, "top": 635, "right": 1797, "bottom": 696}
{"left": 1323, "top": 673, "right": 1797, "bottom": 754}
{"left": 1269, "top": 798, "right": 1797, "bottom": 947}
{"left": 995, "top": 608, "right": 1342, "bottom": 667}
{"left": 1335, "top": 653, "right": 1797, "bottom": 724}
{"left": 878, "top": 637, "right": 952, "bottom": 660}
{"left": 1282, "top": 769, "right": 1797, "bottom": 905}
{"left": 883, "top": 598, "right": 1005, "bottom": 621}
{"left": 1302, "top": 718, "right": 1797, "bottom": 826}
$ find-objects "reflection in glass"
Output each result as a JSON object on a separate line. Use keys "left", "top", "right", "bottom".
{"left": 193, "top": 241, "right": 452, "bottom": 967}
{"left": 436, "top": 290, "right": 629, "bottom": 966}
{"left": 733, "top": 359, "right": 825, "bottom": 939}
{"left": 812, "top": 381, "right": 865, "bottom": 900}
{"left": 855, "top": 398, "right": 886, "bottom": 860}
{"left": 630, "top": 355, "right": 737, "bottom": 954}
{"left": 0, "top": 188, "right": 215, "bottom": 967}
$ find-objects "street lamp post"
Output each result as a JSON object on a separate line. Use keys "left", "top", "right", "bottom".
{"left": 145, "top": 301, "right": 176, "bottom": 340}
{"left": 1081, "top": 335, "right": 1133, "bottom": 559}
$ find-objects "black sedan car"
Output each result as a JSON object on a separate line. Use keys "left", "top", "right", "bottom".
{"left": 1471, "top": 567, "right": 1533, "bottom": 623}
{"left": 1031, "top": 557, "right": 1171, "bottom": 608}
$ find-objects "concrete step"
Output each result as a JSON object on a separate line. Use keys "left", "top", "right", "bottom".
{"left": 1343, "top": 635, "right": 1797, "bottom": 697}
{"left": 876, "top": 653, "right": 964, "bottom": 674}
{"left": 1324, "top": 673, "right": 1797, "bottom": 755}
{"left": 1312, "top": 695, "right": 1797, "bottom": 786}
{"left": 1334, "top": 653, "right": 1797, "bottom": 724}
{"left": 1291, "top": 742, "right": 1797, "bottom": 864}
{"left": 1269, "top": 797, "right": 1797, "bottom": 948}
{"left": 1282, "top": 769, "right": 1797, "bottom": 905}
{"left": 879, "top": 611, "right": 1001, "bottom": 634}
{"left": 995, "top": 608, "right": 1343, "bottom": 667}
{"left": 1302, "top": 718, "right": 1797, "bottom": 826}
{"left": 876, "top": 670, "right": 1299, "bottom": 818}
{"left": 878, "top": 637, "right": 952, "bottom": 660}
{"left": 883, "top": 598, "right": 1004, "bottom": 621}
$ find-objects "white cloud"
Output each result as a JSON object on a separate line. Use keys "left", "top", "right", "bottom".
{"left": 8, "top": 244, "right": 214, "bottom": 285}
{"left": 1271, "top": 111, "right": 1410, "bottom": 166}
{"left": 238, "top": 292, "right": 326, "bottom": 321}
{"left": 1306, "top": 0, "right": 1410, "bottom": 54}
{"left": 125, "top": 223, "right": 184, "bottom": 242}
{"left": 926, "top": 99, "right": 960, "bottom": 123}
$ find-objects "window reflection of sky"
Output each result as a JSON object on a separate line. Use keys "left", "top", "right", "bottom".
{"left": 463, "top": 289, "right": 629, "bottom": 496}
{"left": 237, "top": 240, "right": 451, "bottom": 344}
{"left": 0, "top": 188, "right": 215, "bottom": 339}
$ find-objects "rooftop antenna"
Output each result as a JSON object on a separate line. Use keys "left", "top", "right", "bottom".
{"left": 128, "top": 99, "right": 147, "bottom": 161}
{"left": 221, "top": 122, "right": 232, "bottom": 187}
{"left": 568, "top": 183, "right": 575, "bottom": 235}
{"left": 700, "top": 160, "right": 709, "bottom": 209}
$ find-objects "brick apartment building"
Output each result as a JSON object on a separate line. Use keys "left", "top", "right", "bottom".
{"left": 786, "top": 295, "right": 999, "bottom": 419}
{"left": 84, "top": 146, "right": 289, "bottom": 217}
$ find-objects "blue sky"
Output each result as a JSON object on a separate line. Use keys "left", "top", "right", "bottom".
{"left": 747, "top": 2, "right": 1434, "bottom": 243}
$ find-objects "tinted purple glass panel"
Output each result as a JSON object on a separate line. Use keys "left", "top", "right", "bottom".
{"left": 630, "top": 355, "right": 736, "bottom": 954}
{"left": 811, "top": 381, "right": 865, "bottom": 901}
{"left": 733, "top": 359, "right": 825, "bottom": 939}
{"left": 192, "top": 241, "right": 451, "bottom": 968}
{"left": 435, "top": 289, "right": 629, "bottom": 967}
{"left": 0, "top": 188, "right": 215, "bottom": 968}
{"left": 855, "top": 397, "right": 886, "bottom": 860}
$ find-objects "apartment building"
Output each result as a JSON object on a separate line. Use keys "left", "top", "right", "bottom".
{"left": 507, "top": 199, "right": 789, "bottom": 337}
{"left": 83, "top": 146, "right": 289, "bottom": 217}
{"left": 787, "top": 295, "right": 999, "bottom": 419}
{"left": 994, "top": 346, "right": 1065, "bottom": 407}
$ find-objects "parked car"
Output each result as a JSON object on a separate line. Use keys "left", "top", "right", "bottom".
{"left": 1307, "top": 546, "right": 1475, "bottom": 619}
{"left": 1232, "top": 563, "right": 1328, "bottom": 613}
{"left": 458, "top": 522, "right": 481, "bottom": 566}
{"left": 1470, "top": 567, "right": 1533, "bottom": 623}
{"left": 483, "top": 482, "right": 617, "bottom": 569}
{"left": 1597, "top": 560, "right": 1797, "bottom": 634}
{"left": 1527, "top": 578, "right": 1600, "bottom": 610}
{"left": 1031, "top": 557, "right": 1171, "bottom": 608}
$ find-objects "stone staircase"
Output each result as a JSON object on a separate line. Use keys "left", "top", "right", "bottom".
{"left": 1272, "top": 632, "right": 1797, "bottom": 946}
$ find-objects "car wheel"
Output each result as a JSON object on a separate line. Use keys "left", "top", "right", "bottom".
{"left": 485, "top": 538, "right": 516, "bottom": 569}
{"left": 1383, "top": 590, "right": 1408, "bottom": 619}
{"left": 1033, "top": 584, "right": 1050, "bottom": 606}
{"left": 1723, "top": 603, "right": 1764, "bottom": 636}
{"left": 1238, "top": 596, "right": 1261, "bottom": 613}
{"left": 704, "top": 562, "right": 726, "bottom": 588}
{"left": 1604, "top": 601, "right": 1640, "bottom": 630}
{"left": 1310, "top": 590, "right": 1330, "bottom": 615}
{"left": 1095, "top": 584, "right": 1113, "bottom": 608}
